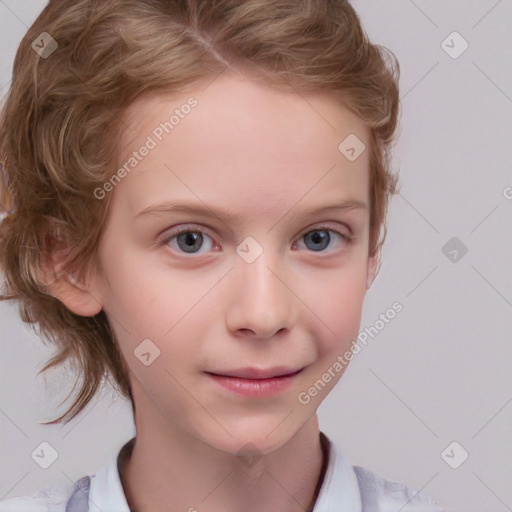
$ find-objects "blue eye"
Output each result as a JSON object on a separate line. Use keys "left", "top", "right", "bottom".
{"left": 159, "top": 226, "right": 349, "bottom": 256}
{"left": 296, "top": 229, "right": 347, "bottom": 253}
{"left": 163, "top": 228, "right": 214, "bottom": 254}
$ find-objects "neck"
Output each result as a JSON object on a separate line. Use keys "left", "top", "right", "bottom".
{"left": 120, "top": 414, "right": 327, "bottom": 512}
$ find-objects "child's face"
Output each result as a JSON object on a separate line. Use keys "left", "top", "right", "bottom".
{"left": 90, "top": 72, "right": 373, "bottom": 454}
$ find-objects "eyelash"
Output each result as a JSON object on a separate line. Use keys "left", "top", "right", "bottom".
{"left": 156, "top": 224, "right": 353, "bottom": 256}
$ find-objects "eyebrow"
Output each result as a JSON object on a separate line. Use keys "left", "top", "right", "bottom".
{"left": 134, "top": 199, "right": 368, "bottom": 223}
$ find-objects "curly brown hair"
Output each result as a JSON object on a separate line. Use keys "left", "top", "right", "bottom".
{"left": 0, "top": 0, "right": 400, "bottom": 424}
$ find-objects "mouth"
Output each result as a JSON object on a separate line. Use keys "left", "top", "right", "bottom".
{"left": 204, "top": 367, "right": 304, "bottom": 397}
{"left": 206, "top": 367, "right": 303, "bottom": 380}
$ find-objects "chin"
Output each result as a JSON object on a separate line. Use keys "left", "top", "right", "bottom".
{"left": 204, "top": 419, "right": 302, "bottom": 458}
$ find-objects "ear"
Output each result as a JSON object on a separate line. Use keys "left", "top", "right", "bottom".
{"left": 366, "top": 250, "right": 380, "bottom": 290}
{"left": 41, "top": 236, "right": 103, "bottom": 317}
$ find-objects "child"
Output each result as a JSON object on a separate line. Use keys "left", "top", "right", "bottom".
{"left": 0, "top": 0, "right": 445, "bottom": 510}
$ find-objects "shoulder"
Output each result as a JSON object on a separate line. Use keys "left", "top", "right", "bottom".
{"left": 0, "top": 476, "right": 90, "bottom": 512}
{"left": 353, "top": 465, "right": 445, "bottom": 512}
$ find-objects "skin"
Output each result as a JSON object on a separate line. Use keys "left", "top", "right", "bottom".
{"left": 49, "top": 70, "right": 378, "bottom": 512}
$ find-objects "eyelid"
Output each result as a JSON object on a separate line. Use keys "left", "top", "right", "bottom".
{"left": 156, "top": 224, "right": 217, "bottom": 247}
{"left": 300, "top": 221, "right": 352, "bottom": 237}
{"left": 158, "top": 221, "right": 352, "bottom": 244}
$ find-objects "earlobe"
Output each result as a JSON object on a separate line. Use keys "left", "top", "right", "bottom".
{"left": 41, "top": 238, "right": 103, "bottom": 317}
{"left": 44, "top": 269, "right": 103, "bottom": 317}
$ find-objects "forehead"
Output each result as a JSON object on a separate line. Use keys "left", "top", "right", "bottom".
{"left": 114, "top": 72, "right": 371, "bottom": 220}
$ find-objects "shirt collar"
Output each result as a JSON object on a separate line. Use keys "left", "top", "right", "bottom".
{"left": 88, "top": 441, "right": 132, "bottom": 512}
{"left": 88, "top": 433, "right": 362, "bottom": 512}
{"left": 313, "top": 432, "right": 362, "bottom": 511}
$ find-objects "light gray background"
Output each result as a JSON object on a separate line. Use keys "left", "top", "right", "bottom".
{"left": 0, "top": 1, "right": 511, "bottom": 511}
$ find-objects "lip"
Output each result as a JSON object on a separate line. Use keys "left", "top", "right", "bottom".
{"left": 205, "top": 367, "right": 303, "bottom": 397}
{"left": 209, "top": 366, "right": 303, "bottom": 379}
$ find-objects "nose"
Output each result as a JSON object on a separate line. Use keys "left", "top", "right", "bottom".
{"left": 224, "top": 247, "right": 296, "bottom": 339}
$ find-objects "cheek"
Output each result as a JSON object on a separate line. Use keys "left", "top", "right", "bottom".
{"left": 96, "top": 239, "right": 170, "bottom": 350}
{"left": 98, "top": 243, "right": 218, "bottom": 352}
{"left": 306, "top": 262, "right": 368, "bottom": 353}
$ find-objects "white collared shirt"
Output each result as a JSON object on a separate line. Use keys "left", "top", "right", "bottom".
{"left": 0, "top": 433, "right": 444, "bottom": 511}
{"left": 87, "top": 434, "right": 363, "bottom": 512}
